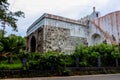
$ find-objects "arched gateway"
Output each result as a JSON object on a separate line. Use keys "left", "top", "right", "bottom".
{"left": 30, "top": 36, "right": 36, "bottom": 52}
{"left": 91, "top": 33, "right": 101, "bottom": 45}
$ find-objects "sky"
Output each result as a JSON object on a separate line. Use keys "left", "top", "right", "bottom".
{"left": 4, "top": 0, "right": 120, "bottom": 36}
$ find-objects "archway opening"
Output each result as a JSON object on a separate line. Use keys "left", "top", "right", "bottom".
{"left": 92, "top": 33, "right": 101, "bottom": 45}
{"left": 30, "top": 36, "right": 36, "bottom": 52}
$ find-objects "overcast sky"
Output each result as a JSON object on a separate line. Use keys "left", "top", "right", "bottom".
{"left": 5, "top": 0, "right": 120, "bottom": 36}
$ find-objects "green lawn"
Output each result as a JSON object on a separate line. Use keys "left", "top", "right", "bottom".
{"left": 0, "top": 61, "right": 22, "bottom": 70}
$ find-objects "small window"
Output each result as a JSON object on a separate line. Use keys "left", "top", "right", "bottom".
{"left": 96, "top": 13, "right": 99, "bottom": 17}
{"left": 103, "top": 40, "right": 107, "bottom": 44}
{"left": 112, "top": 35, "right": 116, "bottom": 41}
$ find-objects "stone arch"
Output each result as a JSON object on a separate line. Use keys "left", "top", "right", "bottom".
{"left": 91, "top": 33, "right": 101, "bottom": 45}
{"left": 30, "top": 36, "right": 36, "bottom": 52}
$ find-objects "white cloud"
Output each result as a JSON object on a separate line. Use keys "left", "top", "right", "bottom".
{"left": 6, "top": 0, "right": 120, "bottom": 36}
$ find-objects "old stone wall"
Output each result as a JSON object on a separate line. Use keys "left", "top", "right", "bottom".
{"left": 27, "top": 25, "right": 88, "bottom": 54}
{"left": 44, "top": 26, "right": 72, "bottom": 53}
{"left": 36, "top": 27, "right": 44, "bottom": 53}
{"left": 27, "top": 26, "right": 44, "bottom": 53}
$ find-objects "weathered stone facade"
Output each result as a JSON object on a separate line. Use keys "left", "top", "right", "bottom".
{"left": 27, "top": 8, "right": 120, "bottom": 53}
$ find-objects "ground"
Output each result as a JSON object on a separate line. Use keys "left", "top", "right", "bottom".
{"left": 3, "top": 74, "right": 120, "bottom": 80}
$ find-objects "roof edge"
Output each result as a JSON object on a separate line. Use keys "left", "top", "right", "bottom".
{"left": 27, "top": 13, "right": 86, "bottom": 32}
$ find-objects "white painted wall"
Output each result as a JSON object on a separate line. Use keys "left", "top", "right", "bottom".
{"left": 45, "top": 18, "right": 87, "bottom": 38}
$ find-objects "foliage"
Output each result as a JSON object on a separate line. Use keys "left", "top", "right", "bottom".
{"left": 0, "top": 34, "right": 26, "bottom": 53}
{"left": 0, "top": 43, "right": 120, "bottom": 71}
{"left": 111, "top": 47, "right": 120, "bottom": 58}
{"left": 72, "top": 43, "right": 119, "bottom": 67}
{"left": 0, "top": 34, "right": 26, "bottom": 64}
{"left": 28, "top": 51, "right": 66, "bottom": 71}
{"left": 0, "top": 57, "right": 22, "bottom": 70}
{"left": 73, "top": 44, "right": 86, "bottom": 57}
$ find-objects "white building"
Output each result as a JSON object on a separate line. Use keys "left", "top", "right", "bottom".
{"left": 27, "top": 7, "right": 120, "bottom": 53}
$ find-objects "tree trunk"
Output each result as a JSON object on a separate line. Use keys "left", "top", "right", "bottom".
{"left": 1, "top": 21, "right": 5, "bottom": 38}
{"left": 115, "top": 58, "right": 119, "bottom": 67}
{"left": 98, "top": 56, "right": 101, "bottom": 67}
{"left": 8, "top": 56, "right": 13, "bottom": 64}
{"left": 75, "top": 57, "right": 79, "bottom": 67}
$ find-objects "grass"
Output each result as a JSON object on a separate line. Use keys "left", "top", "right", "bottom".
{"left": 0, "top": 61, "right": 22, "bottom": 70}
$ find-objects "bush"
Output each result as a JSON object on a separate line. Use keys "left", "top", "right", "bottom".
{"left": 62, "top": 68, "right": 71, "bottom": 76}
{"left": 27, "top": 51, "right": 67, "bottom": 71}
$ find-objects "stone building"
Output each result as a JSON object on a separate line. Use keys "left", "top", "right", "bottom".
{"left": 26, "top": 7, "right": 120, "bottom": 54}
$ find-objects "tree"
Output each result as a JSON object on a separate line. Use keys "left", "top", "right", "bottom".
{"left": 8, "top": 34, "right": 26, "bottom": 52}
{"left": 0, "top": 29, "right": 6, "bottom": 38}
{"left": 0, "top": 0, "right": 25, "bottom": 37}
{"left": 90, "top": 51, "right": 101, "bottom": 67}
{"left": 111, "top": 46, "right": 120, "bottom": 67}
{"left": 73, "top": 44, "right": 89, "bottom": 67}
{"left": 0, "top": 34, "right": 26, "bottom": 63}
{"left": 0, "top": 39, "right": 4, "bottom": 51}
